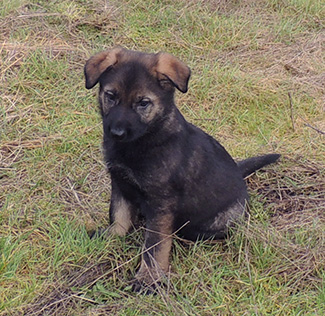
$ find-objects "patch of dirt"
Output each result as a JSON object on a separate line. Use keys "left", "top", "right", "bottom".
{"left": 21, "top": 261, "right": 114, "bottom": 316}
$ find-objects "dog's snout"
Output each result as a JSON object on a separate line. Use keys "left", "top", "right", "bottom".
{"left": 110, "top": 126, "right": 127, "bottom": 140}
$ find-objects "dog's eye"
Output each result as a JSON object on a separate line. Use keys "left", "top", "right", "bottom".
{"left": 105, "top": 91, "right": 116, "bottom": 102}
{"left": 138, "top": 99, "right": 151, "bottom": 108}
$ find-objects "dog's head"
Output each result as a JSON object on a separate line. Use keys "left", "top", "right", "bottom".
{"left": 84, "top": 47, "right": 191, "bottom": 142}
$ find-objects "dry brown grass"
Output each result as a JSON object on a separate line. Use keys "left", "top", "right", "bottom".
{"left": 246, "top": 158, "right": 324, "bottom": 286}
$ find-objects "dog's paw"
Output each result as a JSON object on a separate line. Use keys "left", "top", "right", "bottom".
{"left": 88, "top": 227, "right": 111, "bottom": 239}
{"left": 131, "top": 279, "right": 160, "bottom": 295}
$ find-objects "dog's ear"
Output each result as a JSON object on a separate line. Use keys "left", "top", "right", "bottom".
{"left": 84, "top": 47, "right": 123, "bottom": 89}
{"left": 156, "top": 53, "right": 191, "bottom": 93}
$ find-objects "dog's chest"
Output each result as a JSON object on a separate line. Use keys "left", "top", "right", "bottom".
{"left": 104, "top": 139, "right": 177, "bottom": 193}
{"left": 107, "top": 160, "right": 142, "bottom": 188}
{"left": 106, "top": 151, "right": 171, "bottom": 193}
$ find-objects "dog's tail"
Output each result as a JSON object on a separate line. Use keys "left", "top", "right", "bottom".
{"left": 237, "top": 154, "right": 280, "bottom": 178}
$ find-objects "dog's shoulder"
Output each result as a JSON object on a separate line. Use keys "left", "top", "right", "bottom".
{"left": 185, "top": 122, "right": 237, "bottom": 165}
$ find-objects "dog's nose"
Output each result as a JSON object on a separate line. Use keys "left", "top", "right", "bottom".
{"left": 110, "top": 127, "right": 126, "bottom": 140}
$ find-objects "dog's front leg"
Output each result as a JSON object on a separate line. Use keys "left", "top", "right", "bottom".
{"left": 108, "top": 179, "right": 136, "bottom": 237}
{"left": 133, "top": 212, "right": 173, "bottom": 293}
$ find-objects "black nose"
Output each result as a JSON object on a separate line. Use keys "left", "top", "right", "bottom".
{"left": 110, "top": 127, "right": 126, "bottom": 140}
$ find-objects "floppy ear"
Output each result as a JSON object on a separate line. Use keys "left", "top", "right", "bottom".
{"left": 84, "top": 47, "right": 123, "bottom": 89}
{"left": 156, "top": 52, "right": 191, "bottom": 93}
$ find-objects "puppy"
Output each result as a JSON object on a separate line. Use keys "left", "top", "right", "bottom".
{"left": 84, "top": 47, "right": 280, "bottom": 291}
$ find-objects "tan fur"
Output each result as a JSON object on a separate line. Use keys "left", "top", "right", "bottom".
{"left": 84, "top": 47, "right": 123, "bottom": 89}
{"left": 85, "top": 46, "right": 190, "bottom": 93}
{"left": 136, "top": 237, "right": 173, "bottom": 285}
{"left": 99, "top": 87, "right": 116, "bottom": 115}
{"left": 136, "top": 92, "right": 163, "bottom": 123}
{"left": 155, "top": 52, "right": 190, "bottom": 93}
{"left": 135, "top": 213, "right": 173, "bottom": 285}
{"left": 109, "top": 198, "right": 133, "bottom": 236}
{"left": 209, "top": 201, "right": 246, "bottom": 231}
{"left": 154, "top": 236, "right": 173, "bottom": 273}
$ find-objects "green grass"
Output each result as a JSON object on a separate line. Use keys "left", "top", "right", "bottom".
{"left": 0, "top": 0, "right": 324, "bottom": 315}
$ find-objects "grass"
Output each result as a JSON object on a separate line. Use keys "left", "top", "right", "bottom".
{"left": 0, "top": 0, "right": 324, "bottom": 315}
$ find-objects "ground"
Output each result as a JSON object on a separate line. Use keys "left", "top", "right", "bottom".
{"left": 0, "top": 0, "right": 324, "bottom": 315}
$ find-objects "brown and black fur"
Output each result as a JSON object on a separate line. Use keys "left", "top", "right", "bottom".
{"left": 84, "top": 47, "right": 280, "bottom": 292}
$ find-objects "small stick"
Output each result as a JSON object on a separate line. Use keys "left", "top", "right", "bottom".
{"left": 298, "top": 115, "right": 325, "bottom": 135}
{"left": 288, "top": 93, "right": 324, "bottom": 135}
{"left": 193, "top": 118, "right": 218, "bottom": 121}
{"left": 303, "top": 122, "right": 325, "bottom": 135}
{"left": 288, "top": 92, "right": 295, "bottom": 132}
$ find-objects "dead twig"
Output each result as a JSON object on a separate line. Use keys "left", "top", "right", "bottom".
{"left": 298, "top": 115, "right": 325, "bottom": 135}
{"left": 303, "top": 122, "right": 325, "bottom": 135}
{"left": 17, "top": 13, "right": 61, "bottom": 19}
{"left": 193, "top": 118, "right": 218, "bottom": 121}
{"left": 288, "top": 92, "right": 295, "bottom": 132}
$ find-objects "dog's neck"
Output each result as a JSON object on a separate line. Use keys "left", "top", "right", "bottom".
{"left": 145, "top": 104, "right": 186, "bottom": 143}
